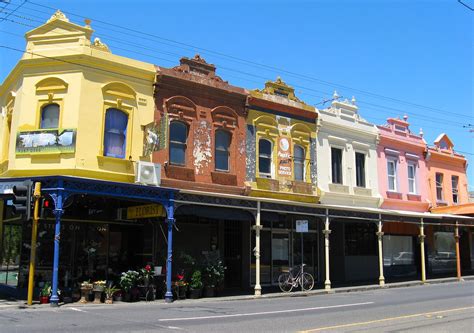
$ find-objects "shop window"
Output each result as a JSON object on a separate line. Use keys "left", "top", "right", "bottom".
{"left": 344, "top": 223, "right": 376, "bottom": 256}
{"left": 387, "top": 159, "right": 397, "bottom": 191}
{"left": 215, "top": 130, "right": 231, "bottom": 171}
{"left": 103, "top": 108, "right": 128, "bottom": 159}
{"left": 1, "top": 225, "right": 22, "bottom": 286}
{"left": 169, "top": 121, "right": 188, "bottom": 166}
{"left": 40, "top": 103, "right": 60, "bottom": 129}
{"left": 383, "top": 235, "right": 414, "bottom": 267}
{"left": 451, "top": 175, "right": 459, "bottom": 204}
{"left": 355, "top": 152, "right": 366, "bottom": 188}
{"left": 331, "top": 147, "right": 343, "bottom": 184}
{"left": 407, "top": 163, "right": 417, "bottom": 194}
{"left": 293, "top": 145, "right": 305, "bottom": 181}
{"left": 259, "top": 139, "right": 272, "bottom": 177}
{"left": 436, "top": 173, "right": 444, "bottom": 201}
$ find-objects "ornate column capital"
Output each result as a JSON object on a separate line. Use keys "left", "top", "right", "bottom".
{"left": 252, "top": 225, "right": 263, "bottom": 231}
{"left": 376, "top": 231, "right": 384, "bottom": 240}
{"left": 323, "top": 229, "right": 332, "bottom": 237}
{"left": 418, "top": 234, "right": 426, "bottom": 241}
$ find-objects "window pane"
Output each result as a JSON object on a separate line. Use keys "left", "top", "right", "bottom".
{"left": 356, "top": 153, "right": 365, "bottom": 187}
{"left": 41, "top": 103, "right": 59, "bottom": 129}
{"left": 215, "top": 130, "right": 230, "bottom": 171}
{"left": 294, "top": 145, "right": 304, "bottom": 181}
{"left": 216, "top": 150, "right": 229, "bottom": 171}
{"left": 170, "top": 142, "right": 185, "bottom": 165}
{"left": 104, "top": 108, "right": 127, "bottom": 158}
{"left": 169, "top": 122, "right": 187, "bottom": 165}
{"left": 259, "top": 157, "right": 271, "bottom": 174}
{"left": 215, "top": 130, "right": 230, "bottom": 151}
{"left": 170, "top": 122, "right": 187, "bottom": 143}
{"left": 259, "top": 139, "right": 271, "bottom": 156}
{"left": 331, "top": 148, "right": 342, "bottom": 184}
{"left": 259, "top": 139, "right": 272, "bottom": 174}
{"left": 436, "top": 173, "right": 443, "bottom": 200}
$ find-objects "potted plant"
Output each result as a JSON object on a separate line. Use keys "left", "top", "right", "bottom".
{"left": 188, "top": 270, "right": 203, "bottom": 299}
{"left": 39, "top": 282, "right": 51, "bottom": 304}
{"left": 139, "top": 264, "right": 153, "bottom": 287}
{"left": 80, "top": 281, "right": 93, "bottom": 303}
{"left": 92, "top": 280, "right": 106, "bottom": 303}
{"left": 172, "top": 271, "right": 188, "bottom": 300}
{"left": 113, "top": 289, "right": 123, "bottom": 302}
{"left": 120, "top": 270, "right": 139, "bottom": 302}
{"left": 203, "top": 259, "right": 226, "bottom": 297}
{"left": 104, "top": 284, "right": 120, "bottom": 304}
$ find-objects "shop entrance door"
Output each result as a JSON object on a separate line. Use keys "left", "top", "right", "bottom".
{"left": 224, "top": 220, "right": 242, "bottom": 288}
{"left": 271, "top": 232, "right": 290, "bottom": 283}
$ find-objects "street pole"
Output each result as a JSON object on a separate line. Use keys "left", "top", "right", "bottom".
{"left": 27, "top": 182, "right": 41, "bottom": 306}
{"left": 254, "top": 201, "right": 262, "bottom": 297}
{"left": 301, "top": 231, "right": 303, "bottom": 291}
{"left": 455, "top": 221, "right": 462, "bottom": 281}
{"left": 419, "top": 218, "right": 426, "bottom": 283}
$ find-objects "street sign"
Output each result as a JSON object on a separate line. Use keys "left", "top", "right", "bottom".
{"left": 127, "top": 203, "right": 165, "bottom": 219}
{"left": 296, "top": 220, "right": 308, "bottom": 233}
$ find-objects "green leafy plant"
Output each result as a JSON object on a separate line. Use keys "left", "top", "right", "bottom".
{"left": 189, "top": 270, "right": 203, "bottom": 290}
{"left": 40, "top": 282, "right": 51, "bottom": 297}
{"left": 139, "top": 264, "right": 153, "bottom": 284}
{"left": 104, "top": 284, "right": 120, "bottom": 299}
{"left": 120, "top": 270, "right": 139, "bottom": 292}
{"left": 203, "top": 259, "right": 226, "bottom": 288}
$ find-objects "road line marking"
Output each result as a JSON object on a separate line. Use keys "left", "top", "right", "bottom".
{"left": 68, "top": 307, "right": 86, "bottom": 312}
{"left": 299, "top": 306, "right": 474, "bottom": 332}
{"left": 157, "top": 301, "right": 374, "bottom": 322}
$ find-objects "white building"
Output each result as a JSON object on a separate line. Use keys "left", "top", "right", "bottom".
{"left": 316, "top": 93, "right": 381, "bottom": 208}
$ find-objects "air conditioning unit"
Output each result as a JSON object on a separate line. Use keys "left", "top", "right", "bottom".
{"left": 135, "top": 161, "right": 161, "bottom": 186}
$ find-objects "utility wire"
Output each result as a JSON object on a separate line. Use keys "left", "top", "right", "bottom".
{"left": 0, "top": 0, "right": 25, "bottom": 22}
{"left": 5, "top": 0, "right": 472, "bottom": 120}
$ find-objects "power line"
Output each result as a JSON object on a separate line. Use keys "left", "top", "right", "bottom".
{"left": 0, "top": 0, "right": 25, "bottom": 23}
{"left": 6, "top": 0, "right": 473, "bottom": 121}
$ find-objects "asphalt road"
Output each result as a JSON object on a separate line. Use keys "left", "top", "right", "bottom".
{"left": 0, "top": 281, "right": 473, "bottom": 332}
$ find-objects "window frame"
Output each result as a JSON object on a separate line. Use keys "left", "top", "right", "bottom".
{"left": 39, "top": 103, "right": 60, "bottom": 129}
{"left": 435, "top": 172, "right": 444, "bottom": 202}
{"left": 451, "top": 175, "right": 459, "bottom": 204}
{"left": 355, "top": 151, "right": 366, "bottom": 188}
{"left": 258, "top": 138, "right": 273, "bottom": 177}
{"left": 407, "top": 163, "right": 417, "bottom": 194}
{"left": 169, "top": 120, "right": 188, "bottom": 166}
{"left": 387, "top": 159, "right": 398, "bottom": 192}
{"left": 293, "top": 144, "right": 305, "bottom": 182}
{"left": 103, "top": 107, "right": 129, "bottom": 159}
{"left": 331, "top": 146, "right": 343, "bottom": 184}
{"left": 215, "top": 129, "right": 231, "bottom": 172}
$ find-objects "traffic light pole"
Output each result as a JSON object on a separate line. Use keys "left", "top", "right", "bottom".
{"left": 27, "top": 182, "right": 41, "bottom": 306}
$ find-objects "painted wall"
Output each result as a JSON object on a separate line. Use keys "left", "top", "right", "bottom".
{"left": 317, "top": 95, "right": 381, "bottom": 207}
{"left": 426, "top": 134, "right": 469, "bottom": 208}
{"left": 245, "top": 78, "right": 319, "bottom": 203}
{"left": 153, "top": 55, "right": 248, "bottom": 194}
{"left": 377, "top": 117, "right": 430, "bottom": 212}
{"left": 0, "top": 11, "right": 156, "bottom": 183}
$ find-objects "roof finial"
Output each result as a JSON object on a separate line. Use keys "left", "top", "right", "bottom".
{"left": 84, "top": 18, "right": 91, "bottom": 28}
{"left": 403, "top": 114, "right": 408, "bottom": 122}
{"left": 333, "top": 90, "right": 339, "bottom": 100}
{"left": 47, "top": 9, "right": 69, "bottom": 23}
{"left": 351, "top": 96, "right": 356, "bottom": 105}
{"left": 419, "top": 128, "right": 424, "bottom": 138}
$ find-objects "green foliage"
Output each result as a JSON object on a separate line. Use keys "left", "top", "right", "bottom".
{"left": 203, "top": 259, "right": 226, "bottom": 288}
{"left": 120, "top": 270, "right": 139, "bottom": 292}
{"left": 40, "top": 282, "right": 51, "bottom": 297}
{"left": 104, "top": 284, "right": 120, "bottom": 298}
{"left": 189, "top": 270, "right": 203, "bottom": 290}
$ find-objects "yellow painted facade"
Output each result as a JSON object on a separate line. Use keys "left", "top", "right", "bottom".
{"left": 246, "top": 78, "right": 319, "bottom": 203}
{"left": 0, "top": 11, "right": 156, "bottom": 183}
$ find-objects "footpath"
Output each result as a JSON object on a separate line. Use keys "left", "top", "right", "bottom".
{"left": 1, "top": 276, "right": 473, "bottom": 310}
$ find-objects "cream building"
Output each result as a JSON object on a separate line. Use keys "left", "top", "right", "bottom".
{"left": 316, "top": 93, "right": 381, "bottom": 207}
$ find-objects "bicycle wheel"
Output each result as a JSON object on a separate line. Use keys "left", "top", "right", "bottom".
{"left": 278, "top": 272, "right": 293, "bottom": 292}
{"left": 301, "top": 272, "right": 314, "bottom": 291}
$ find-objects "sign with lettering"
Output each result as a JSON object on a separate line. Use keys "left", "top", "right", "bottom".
{"left": 127, "top": 204, "right": 165, "bottom": 219}
{"left": 296, "top": 220, "right": 309, "bottom": 233}
{"left": 277, "top": 136, "right": 292, "bottom": 177}
{"left": 16, "top": 129, "right": 76, "bottom": 155}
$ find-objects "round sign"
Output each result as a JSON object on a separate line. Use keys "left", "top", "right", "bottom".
{"left": 279, "top": 138, "right": 289, "bottom": 151}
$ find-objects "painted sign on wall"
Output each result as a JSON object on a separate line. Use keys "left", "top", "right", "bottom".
{"left": 15, "top": 129, "right": 76, "bottom": 155}
{"left": 277, "top": 136, "right": 292, "bottom": 177}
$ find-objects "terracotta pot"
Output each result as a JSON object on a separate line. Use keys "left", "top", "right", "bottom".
{"left": 39, "top": 296, "right": 49, "bottom": 304}
{"left": 105, "top": 297, "right": 113, "bottom": 304}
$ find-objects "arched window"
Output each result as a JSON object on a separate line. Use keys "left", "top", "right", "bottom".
{"left": 40, "top": 103, "right": 60, "bottom": 129}
{"left": 215, "top": 130, "right": 231, "bottom": 171}
{"left": 169, "top": 121, "right": 188, "bottom": 165}
{"left": 294, "top": 145, "right": 305, "bottom": 181}
{"left": 103, "top": 108, "right": 128, "bottom": 158}
{"left": 258, "top": 139, "right": 272, "bottom": 176}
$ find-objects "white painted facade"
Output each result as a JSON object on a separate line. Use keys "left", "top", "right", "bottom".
{"left": 316, "top": 95, "right": 382, "bottom": 207}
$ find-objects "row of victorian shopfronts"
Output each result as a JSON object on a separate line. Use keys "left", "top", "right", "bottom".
{"left": 0, "top": 11, "right": 474, "bottom": 304}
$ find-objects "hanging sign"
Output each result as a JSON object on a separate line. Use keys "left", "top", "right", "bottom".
{"left": 16, "top": 129, "right": 76, "bottom": 155}
{"left": 127, "top": 204, "right": 165, "bottom": 219}
{"left": 296, "top": 220, "right": 309, "bottom": 233}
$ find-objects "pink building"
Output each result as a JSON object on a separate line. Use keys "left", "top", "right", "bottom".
{"left": 377, "top": 117, "right": 430, "bottom": 212}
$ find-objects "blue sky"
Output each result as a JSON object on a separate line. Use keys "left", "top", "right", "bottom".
{"left": 1, "top": 0, "right": 473, "bottom": 188}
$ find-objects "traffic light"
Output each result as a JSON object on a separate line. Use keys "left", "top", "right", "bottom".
{"left": 11, "top": 180, "right": 33, "bottom": 220}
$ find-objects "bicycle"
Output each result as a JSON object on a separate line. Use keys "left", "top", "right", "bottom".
{"left": 278, "top": 264, "right": 314, "bottom": 292}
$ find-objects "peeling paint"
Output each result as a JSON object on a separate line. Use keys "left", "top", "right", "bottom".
{"left": 193, "top": 120, "right": 212, "bottom": 175}
{"left": 310, "top": 137, "right": 317, "bottom": 185}
{"left": 246, "top": 124, "right": 256, "bottom": 181}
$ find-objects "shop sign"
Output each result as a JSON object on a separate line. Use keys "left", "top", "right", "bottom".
{"left": 277, "top": 136, "right": 292, "bottom": 177}
{"left": 127, "top": 203, "right": 165, "bottom": 219}
{"left": 16, "top": 129, "right": 76, "bottom": 155}
{"left": 296, "top": 220, "right": 308, "bottom": 233}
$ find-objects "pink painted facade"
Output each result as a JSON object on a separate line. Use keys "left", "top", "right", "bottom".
{"left": 377, "top": 117, "right": 430, "bottom": 212}
{"left": 426, "top": 134, "right": 469, "bottom": 208}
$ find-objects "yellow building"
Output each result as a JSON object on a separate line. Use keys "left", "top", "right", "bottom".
{"left": 0, "top": 10, "right": 156, "bottom": 182}
{"left": 245, "top": 77, "right": 319, "bottom": 203}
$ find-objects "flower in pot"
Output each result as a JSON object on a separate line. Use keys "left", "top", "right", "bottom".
{"left": 203, "top": 259, "right": 226, "bottom": 297}
{"left": 172, "top": 271, "right": 188, "bottom": 300}
{"left": 139, "top": 265, "right": 153, "bottom": 286}
{"left": 120, "top": 270, "right": 139, "bottom": 302}
{"left": 80, "top": 281, "right": 93, "bottom": 303}
{"left": 104, "top": 284, "right": 120, "bottom": 304}
{"left": 92, "top": 280, "right": 106, "bottom": 304}
{"left": 189, "top": 270, "right": 203, "bottom": 299}
{"left": 39, "top": 282, "right": 51, "bottom": 304}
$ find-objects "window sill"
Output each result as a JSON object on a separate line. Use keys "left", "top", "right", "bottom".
{"left": 97, "top": 155, "right": 132, "bottom": 170}
{"left": 436, "top": 200, "right": 448, "bottom": 207}
{"left": 211, "top": 171, "right": 237, "bottom": 186}
{"left": 165, "top": 164, "right": 195, "bottom": 182}
{"left": 407, "top": 193, "right": 421, "bottom": 201}
{"left": 328, "top": 183, "right": 350, "bottom": 194}
{"left": 386, "top": 191, "right": 403, "bottom": 200}
{"left": 256, "top": 177, "right": 279, "bottom": 191}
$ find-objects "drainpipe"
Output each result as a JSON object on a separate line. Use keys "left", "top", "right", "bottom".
{"left": 455, "top": 221, "right": 462, "bottom": 281}
{"left": 254, "top": 201, "right": 262, "bottom": 297}
{"left": 419, "top": 218, "right": 426, "bottom": 283}
{"left": 377, "top": 215, "right": 385, "bottom": 287}
{"left": 323, "top": 209, "right": 331, "bottom": 291}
